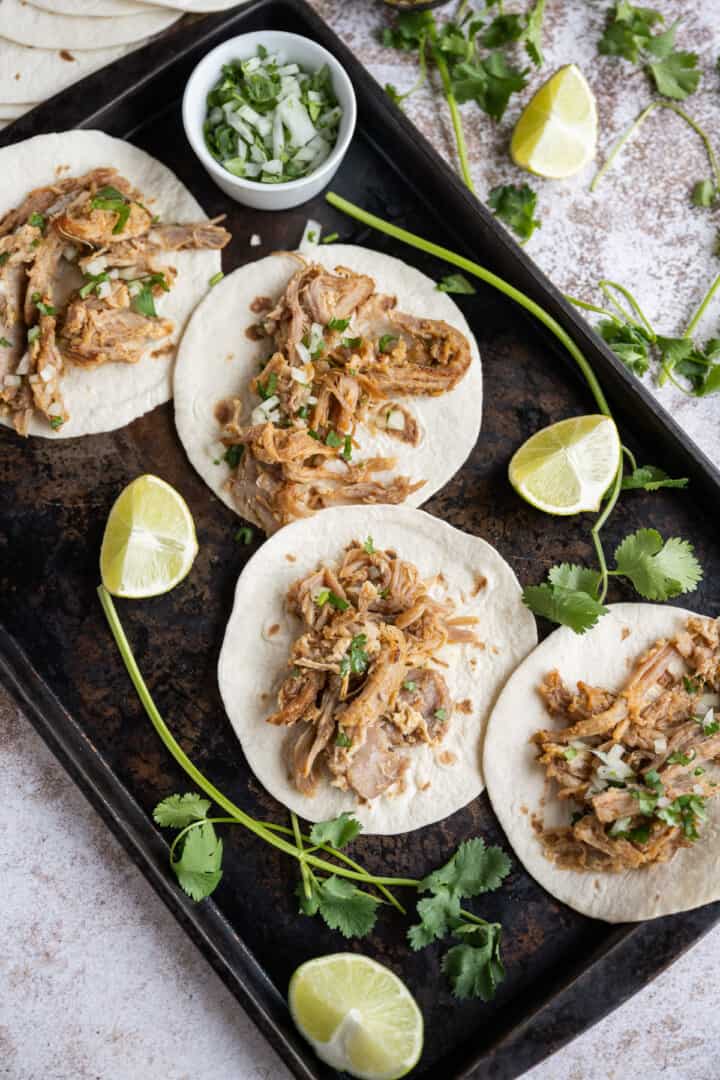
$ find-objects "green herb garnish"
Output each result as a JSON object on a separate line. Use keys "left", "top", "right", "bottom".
{"left": 488, "top": 183, "right": 541, "bottom": 243}
{"left": 327, "top": 317, "right": 350, "bottom": 331}
{"left": 224, "top": 445, "right": 243, "bottom": 468}
{"left": 436, "top": 272, "right": 476, "bottom": 295}
{"left": 378, "top": 334, "right": 398, "bottom": 354}
{"left": 91, "top": 185, "right": 131, "bottom": 234}
{"left": 235, "top": 526, "right": 253, "bottom": 545}
{"left": 335, "top": 729, "right": 353, "bottom": 749}
{"left": 209, "top": 271, "right": 224, "bottom": 287}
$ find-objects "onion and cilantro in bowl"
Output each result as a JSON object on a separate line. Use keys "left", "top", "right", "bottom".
{"left": 183, "top": 31, "right": 356, "bottom": 211}
{"left": 204, "top": 46, "right": 342, "bottom": 185}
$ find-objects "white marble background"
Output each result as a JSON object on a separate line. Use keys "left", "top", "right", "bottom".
{"left": 3, "top": 1, "right": 720, "bottom": 1078}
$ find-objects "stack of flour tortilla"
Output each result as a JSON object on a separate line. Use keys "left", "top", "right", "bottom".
{"left": 0, "top": 0, "right": 250, "bottom": 128}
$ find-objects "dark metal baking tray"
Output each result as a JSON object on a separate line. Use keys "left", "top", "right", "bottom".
{"left": 1, "top": 2, "right": 718, "bottom": 1078}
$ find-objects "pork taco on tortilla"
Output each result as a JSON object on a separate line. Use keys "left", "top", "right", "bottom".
{"left": 483, "top": 603, "right": 720, "bottom": 921}
{"left": 0, "top": 130, "right": 230, "bottom": 437}
{"left": 218, "top": 505, "right": 536, "bottom": 834}
{"left": 174, "top": 244, "right": 482, "bottom": 533}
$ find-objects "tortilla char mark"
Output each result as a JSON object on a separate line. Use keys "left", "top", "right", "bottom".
{"left": 0, "top": 167, "right": 230, "bottom": 436}
{"left": 532, "top": 614, "right": 720, "bottom": 873}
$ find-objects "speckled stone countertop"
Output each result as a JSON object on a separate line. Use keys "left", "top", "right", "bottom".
{"left": 3, "top": 2, "right": 720, "bottom": 1078}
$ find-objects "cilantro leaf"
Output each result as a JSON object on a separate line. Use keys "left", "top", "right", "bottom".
{"left": 154, "top": 792, "right": 212, "bottom": 828}
{"left": 420, "top": 838, "right": 511, "bottom": 899}
{"left": 480, "top": 14, "right": 524, "bottom": 49}
{"left": 451, "top": 53, "right": 527, "bottom": 122}
{"left": 381, "top": 10, "right": 433, "bottom": 51}
{"left": 649, "top": 51, "right": 701, "bottom": 100}
{"left": 301, "top": 875, "right": 378, "bottom": 938}
{"left": 488, "top": 183, "right": 540, "bottom": 242}
{"left": 171, "top": 821, "right": 223, "bottom": 901}
{"left": 598, "top": 319, "right": 652, "bottom": 376}
{"left": 613, "top": 528, "right": 703, "bottom": 600}
{"left": 436, "top": 272, "right": 476, "bottom": 295}
{"left": 599, "top": 3, "right": 663, "bottom": 61}
{"left": 442, "top": 922, "right": 505, "bottom": 1001}
{"left": 523, "top": 578, "right": 608, "bottom": 635}
{"left": 407, "top": 889, "right": 461, "bottom": 950}
{"left": 621, "top": 466, "right": 688, "bottom": 491}
{"left": 309, "top": 812, "right": 362, "bottom": 849}
{"left": 522, "top": 0, "right": 546, "bottom": 66}
{"left": 548, "top": 563, "right": 603, "bottom": 595}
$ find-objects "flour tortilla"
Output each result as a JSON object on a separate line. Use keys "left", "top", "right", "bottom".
{"left": 174, "top": 245, "right": 483, "bottom": 528}
{"left": 0, "top": 39, "right": 131, "bottom": 105}
{"left": 28, "top": 0, "right": 152, "bottom": 15}
{"left": 0, "top": 0, "right": 180, "bottom": 48}
{"left": 218, "top": 505, "right": 537, "bottom": 835}
{"left": 483, "top": 603, "right": 720, "bottom": 922}
{"left": 0, "top": 103, "right": 33, "bottom": 120}
{"left": 0, "top": 130, "right": 222, "bottom": 438}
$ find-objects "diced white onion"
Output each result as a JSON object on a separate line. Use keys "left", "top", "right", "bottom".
{"left": 263, "top": 159, "right": 283, "bottom": 176}
{"left": 63, "top": 244, "right": 78, "bottom": 262}
{"left": 39, "top": 364, "right": 55, "bottom": 383}
{"left": 84, "top": 255, "right": 107, "bottom": 276}
{"left": 693, "top": 783, "right": 705, "bottom": 795}
{"left": 207, "top": 440, "right": 225, "bottom": 462}
{"left": 108, "top": 268, "right": 120, "bottom": 280}
{"left": 118, "top": 267, "right": 137, "bottom": 280}
{"left": 653, "top": 737, "right": 668, "bottom": 754}
{"left": 290, "top": 366, "right": 309, "bottom": 385}
{"left": 592, "top": 743, "right": 635, "bottom": 782}
{"left": 96, "top": 280, "right": 112, "bottom": 300}
{"left": 127, "top": 281, "right": 142, "bottom": 297}
{"left": 47, "top": 401, "right": 63, "bottom": 418}
{"left": 702, "top": 707, "right": 715, "bottom": 729}
{"left": 307, "top": 394, "right": 318, "bottom": 405}
{"left": 277, "top": 95, "right": 316, "bottom": 147}
{"left": 242, "top": 56, "right": 261, "bottom": 74}
{"left": 386, "top": 410, "right": 405, "bottom": 431}
{"left": 28, "top": 374, "right": 39, "bottom": 384}
{"left": 238, "top": 104, "right": 272, "bottom": 137}
{"left": 3, "top": 374, "right": 21, "bottom": 387}
{"left": 657, "top": 796, "right": 671, "bottom": 809}
{"left": 249, "top": 143, "right": 268, "bottom": 164}
{"left": 16, "top": 353, "right": 30, "bottom": 376}
{"left": 278, "top": 63, "right": 300, "bottom": 76}
{"left": 295, "top": 340, "right": 311, "bottom": 365}
{"left": 308, "top": 322, "right": 324, "bottom": 353}
{"left": 243, "top": 162, "right": 262, "bottom": 178}
{"left": 300, "top": 218, "right": 322, "bottom": 250}
{"left": 250, "top": 234, "right": 261, "bottom": 247}
{"left": 272, "top": 109, "right": 285, "bottom": 161}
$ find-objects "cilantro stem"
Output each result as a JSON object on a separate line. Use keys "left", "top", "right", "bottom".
{"left": 98, "top": 586, "right": 418, "bottom": 890}
{"left": 325, "top": 192, "right": 611, "bottom": 416}
{"left": 684, "top": 272, "right": 720, "bottom": 338}
{"left": 430, "top": 34, "right": 475, "bottom": 194}
{"left": 565, "top": 294, "right": 620, "bottom": 321}
{"left": 291, "top": 810, "right": 312, "bottom": 900}
{"left": 592, "top": 101, "right": 720, "bottom": 195}
{"left": 168, "top": 816, "right": 236, "bottom": 863}
{"left": 599, "top": 280, "right": 656, "bottom": 340}
{"left": 622, "top": 445, "right": 637, "bottom": 472}
{"left": 591, "top": 464, "right": 624, "bottom": 604}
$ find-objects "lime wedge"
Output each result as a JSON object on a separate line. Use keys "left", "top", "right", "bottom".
{"left": 100, "top": 474, "right": 198, "bottom": 598}
{"left": 289, "top": 954, "right": 423, "bottom": 1080}
{"left": 511, "top": 64, "right": 598, "bottom": 179}
{"left": 509, "top": 415, "right": 621, "bottom": 515}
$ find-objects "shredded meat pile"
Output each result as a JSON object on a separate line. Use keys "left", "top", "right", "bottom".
{"left": 533, "top": 616, "right": 720, "bottom": 873}
{"left": 0, "top": 167, "right": 230, "bottom": 435}
{"left": 267, "top": 539, "right": 479, "bottom": 802}
{"left": 216, "top": 259, "right": 473, "bottom": 531}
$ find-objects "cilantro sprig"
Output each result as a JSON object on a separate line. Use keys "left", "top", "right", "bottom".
{"left": 100, "top": 585, "right": 513, "bottom": 1002}
{"left": 599, "top": 4, "right": 701, "bottom": 101}
{"left": 488, "top": 183, "right": 541, "bottom": 243}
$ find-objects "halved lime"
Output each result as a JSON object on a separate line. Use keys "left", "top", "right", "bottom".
{"left": 289, "top": 954, "right": 423, "bottom": 1080}
{"left": 100, "top": 474, "right": 199, "bottom": 598}
{"left": 509, "top": 415, "right": 621, "bottom": 515}
{"left": 511, "top": 64, "right": 598, "bottom": 179}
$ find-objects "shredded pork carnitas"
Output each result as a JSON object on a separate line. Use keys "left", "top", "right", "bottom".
{"left": 216, "top": 259, "right": 473, "bottom": 531}
{"left": 267, "top": 539, "right": 479, "bottom": 802}
{"left": 532, "top": 616, "right": 720, "bottom": 873}
{"left": 0, "top": 167, "right": 230, "bottom": 435}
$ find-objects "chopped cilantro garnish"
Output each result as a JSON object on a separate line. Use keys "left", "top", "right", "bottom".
{"left": 403, "top": 680, "right": 417, "bottom": 692}
{"left": 257, "top": 371, "right": 278, "bottom": 400}
{"left": 694, "top": 767, "right": 706, "bottom": 776}
{"left": 563, "top": 747, "right": 578, "bottom": 761}
{"left": 378, "top": 334, "right": 398, "bottom": 354}
{"left": 223, "top": 444, "right": 243, "bottom": 468}
{"left": 314, "top": 589, "right": 349, "bottom": 611}
{"left": 90, "top": 186, "right": 130, "bottom": 234}
{"left": 488, "top": 184, "right": 541, "bottom": 242}
{"left": 327, "top": 317, "right": 350, "bottom": 332}
{"left": 0, "top": 337, "right": 11, "bottom": 347}
{"left": 234, "top": 526, "right": 253, "bottom": 545}
{"left": 325, "top": 430, "right": 343, "bottom": 448}
{"left": 363, "top": 536, "right": 375, "bottom": 554}
{"left": 335, "top": 728, "right": 352, "bottom": 748}
{"left": 209, "top": 271, "right": 224, "bottom": 287}
{"left": 436, "top": 272, "right": 477, "bottom": 295}
{"left": 28, "top": 212, "right": 46, "bottom": 232}
{"left": 79, "top": 271, "right": 109, "bottom": 299}
{"left": 644, "top": 769, "right": 664, "bottom": 791}
{"left": 27, "top": 326, "right": 39, "bottom": 344}
{"left": 341, "top": 434, "right": 352, "bottom": 462}
{"left": 49, "top": 416, "right": 64, "bottom": 430}
{"left": 307, "top": 230, "right": 317, "bottom": 243}
{"left": 0, "top": 252, "right": 9, "bottom": 265}
{"left": 631, "top": 787, "right": 658, "bottom": 815}
{"left": 307, "top": 428, "right": 320, "bottom": 440}
{"left": 683, "top": 676, "right": 699, "bottom": 694}
{"left": 667, "top": 748, "right": 695, "bottom": 766}
{"left": 339, "top": 634, "right": 370, "bottom": 678}
{"left": 322, "top": 232, "right": 339, "bottom": 244}
{"left": 342, "top": 336, "right": 363, "bottom": 350}
{"left": 296, "top": 405, "right": 309, "bottom": 420}
{"left": 434, "top": 708, "right": 448, "bottom": 722}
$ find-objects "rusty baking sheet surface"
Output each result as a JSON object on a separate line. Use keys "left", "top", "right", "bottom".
{"left": 1, "top": 2, "right": 719, "bottom": 1078}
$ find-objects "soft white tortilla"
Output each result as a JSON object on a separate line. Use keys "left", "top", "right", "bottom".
{"left": 0, "top": 0, "right": 180, "bottom": 48}
{"left": 28, "top": 0, "right": 152, "bottom": 15}
{"left": 0, "top": 130, "right": 221, "bottom": 438}
{"left": 174, "top": 245, "right": 483, "bottom": 528}
{"left": 0, "top": 39, "right": 131, "bottom": 105}
{"left": 483, "top": 603, "right": 720, "bottom": 923}
{"left": 0, "top": 103, "right": 34, "bottom": 119}
{"left": 218, "top": 505, "right": 537, "bottom": 835}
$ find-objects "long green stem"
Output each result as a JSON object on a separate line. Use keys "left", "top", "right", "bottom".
{"left": 592, "top": 101, "right": 720, "bottom": 194}
{"left": 599, "top": 280, "right": 656, "bottom": 340}
{"left": 291, "top": 811, "right": 312, "bottom": 900}
{"left": 591, "top": 465, "right": 624, "bottom": 604}
{"left": 565, "top": 294, "right": 620, "bottom": 321}
{"left": 684, "top": 272, "right": 720, "bottom": 338}
{"left": 431, "top": 39, "right": 475, "bottom": 194}
{"left": 325, "top": 192, "right": 611, "bottom": 416}
{"left": 98, "top": 586, "right": 418, "bottom": 890}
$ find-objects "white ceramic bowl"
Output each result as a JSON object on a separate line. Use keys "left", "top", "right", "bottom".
{"left": 182, "top": 30, "right": 357, "bottom": 211}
